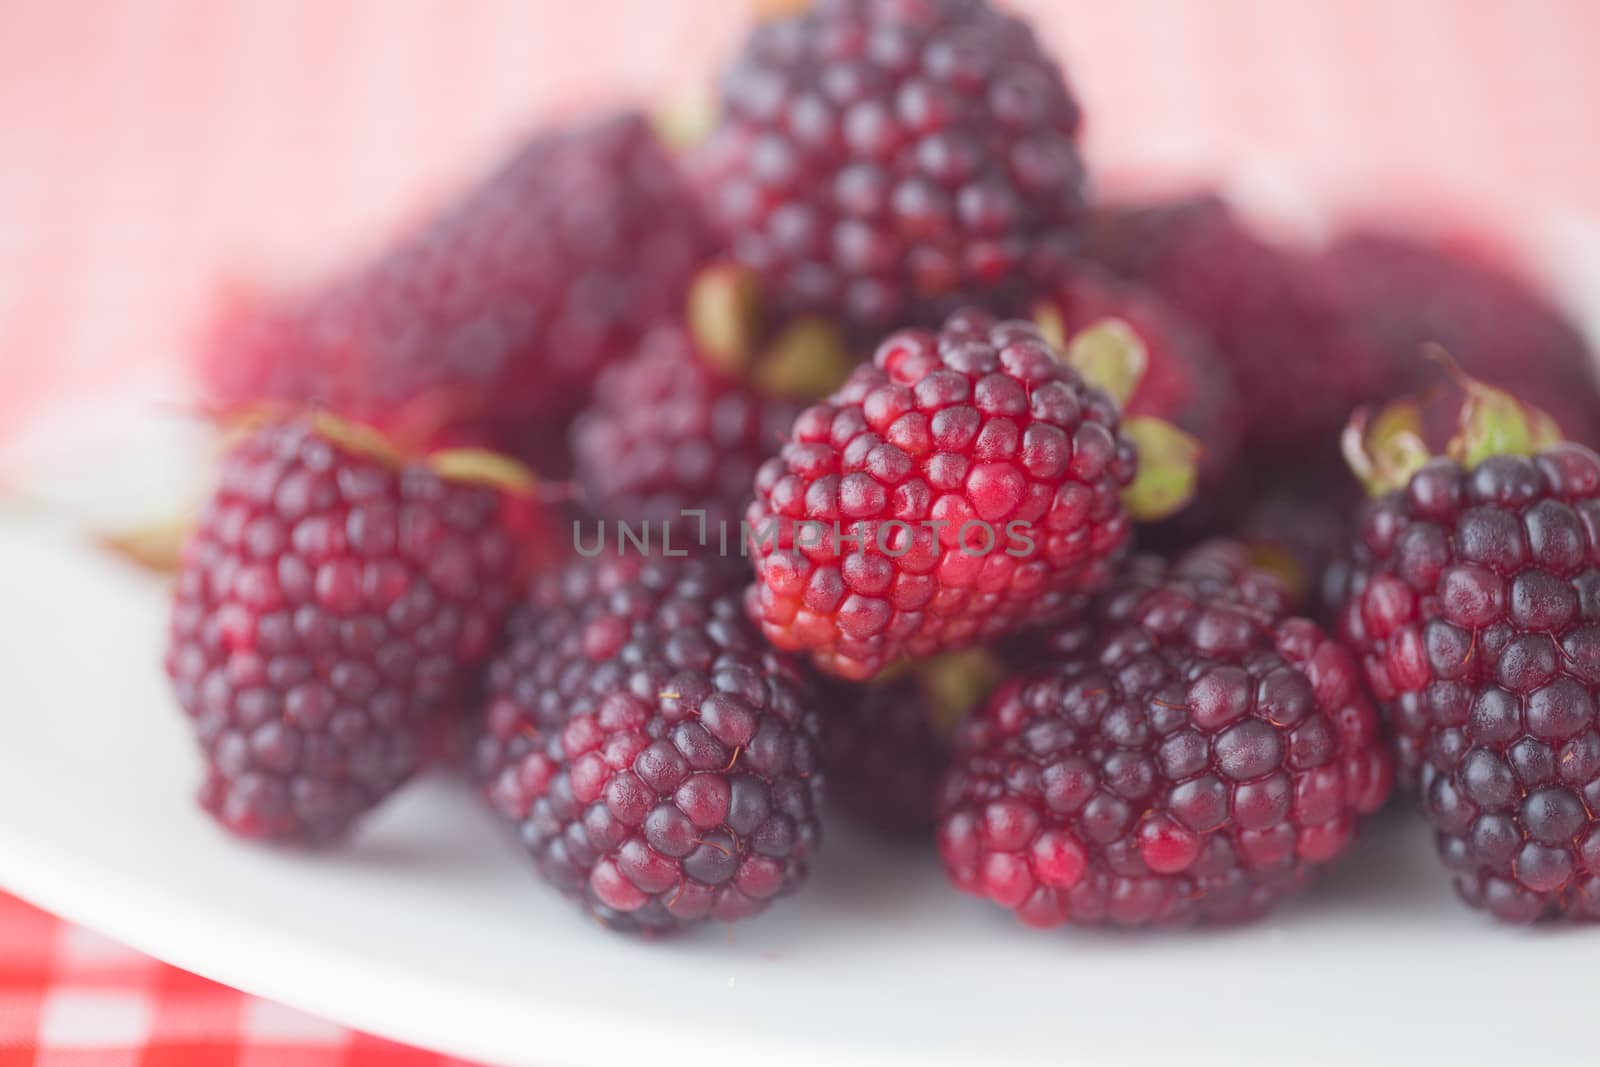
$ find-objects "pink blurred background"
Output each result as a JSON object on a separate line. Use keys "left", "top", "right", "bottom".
{"left": 3, "top": 0, "right": 1598, "bottom": 449}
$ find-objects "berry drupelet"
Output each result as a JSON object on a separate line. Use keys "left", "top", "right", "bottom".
{"left": 1339, "top": 376, "right": 1600, "bottom": 921}
{"left": 476, "top": 556, "right": 824, "bottom": 933}
{"left": 573, "top": 327, "right": 804, "bottom": 540}
{"left": 744, "top": 309, "right": 1193, "bottom": 682}
{"left": 694, "top": 0, "right": 1087, "bottom": 339}
{"left": 1034, "top": 264, "right": 1242, "bottom": 487}
{"left": 939, "top": 541, "right": 1392, "bottom": 927}
{"left": 165, "top": 416, "right": 538, "bottom": 844}
{"left": 201, "top": 113, "right": 715, "bottom": 460}
{"left": 572, "top": 266, "right": 852, "bottom": 543}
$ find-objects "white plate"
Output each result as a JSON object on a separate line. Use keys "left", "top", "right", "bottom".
{"left": 3, "top": 512, "right": 1600, "bottom": 1067}
{"left": 6, "top": 211, "right": 1600, "bottom": 1067}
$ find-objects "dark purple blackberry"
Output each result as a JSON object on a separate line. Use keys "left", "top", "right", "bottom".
{"left": 939, "top": 541, "right": 1393, "bottom": 927}
{"left": 571, "top": 266, "right": 852, "bottom": 544}
{"left": 1036, "top": 264, "right": 1242, "bottom": 488}
{"left": 573, "top": 326, "right": 803, "bottom": 539}
{"left": 694, "top": 0, "right": 1086, "bottom": 338}
{"left": 1340, "top": 442, "right": 1600, "bottom": 922}
{"left": 164, "top": 416, "right": 537, "bottom": 844}
{"left": 202, "top": 113, "right": 716, "bottom": 461}
{"left": 816, "top": 650, "right": 998, "bottom": 834}
{"left": 818, "top": 676, "right": 948, "bottom": 833}
{"left": 1172, "top": 451, "right": 1363, "bottom": 621}
{"left": 1313, "top": 228, "right": 1600, "bottom": 449}
{"left": 476, "top": 556, "right": 824, "bottom": 933}
{"left": 1086, "top": 194, "right": 1374, "bottom": 448}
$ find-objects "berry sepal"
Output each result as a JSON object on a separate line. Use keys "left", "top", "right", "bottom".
{"left": 686, "top": 264, "right": 852, "bottom": 400}
{"left": 1343, "top": 352, "right": 1564, "bottom": 497}
{"left": 1046, "top": 314, "right": 1200, "bottom": 523}
{"left": 1121, "top": 417, "right": 1202, "bottom": 522}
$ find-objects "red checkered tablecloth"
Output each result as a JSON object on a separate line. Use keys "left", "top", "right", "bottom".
{"left": 0, "top": 893, "right": 477, "bottom": 1067}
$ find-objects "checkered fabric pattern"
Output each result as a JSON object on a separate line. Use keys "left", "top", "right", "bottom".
{"left": 0, "top": 893, "right": 478, "bottom": 1067}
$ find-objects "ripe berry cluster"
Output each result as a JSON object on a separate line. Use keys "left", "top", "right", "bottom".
{"left": 167, "top": 0, "right": 1600, "bottom": 940}
{"left": 1340, "top": 447, "right": 1600, "bottom": 920}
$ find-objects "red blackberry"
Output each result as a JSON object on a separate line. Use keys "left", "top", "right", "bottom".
{"left": 938, "top": 541, "right": 1392, "bottom": 928}
{"left": 1313, "top": 228, "right": 1600, "bottom": 448}
{"left": 817, "top": 649, "right": 999, "bottom": 834}
{"left": 1339, "top": 376, "right": 1600, "bottom": 921}
{"left": 476, "top": 556, "right": 824, "bottom": 933}
{"left": 693, "top": 0, "right": 1087, "bottom": 338}
{"left": 1034, "top": 264, "right": 1242, "bottom": 487}
{"left": 1087, "top": 194, "right": 1377, "bottom": 447}
{"left": 201, "top": 113, "right": 715, "bottom": 460}
{"left": 745, "top": 309, "right": 1193, "bottom": 681}
{"left": 164, "top": 415, "right": 539, "bottom": 844}
{"left": 572, "top": 266, "right": 852, "bottom": 542}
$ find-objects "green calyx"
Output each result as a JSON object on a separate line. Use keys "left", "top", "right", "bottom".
{"left": 872, "top": 649, "right": 1002, "bottom": 731}
{"left": 1121, "top": 416, "right": 1202, "bottom": 522}
{"left": 1036, "top": 306, "right": 1200, "bottom": 522}
{"left": 917, "top": 649, "right": 1004, "bottom": 734}
{"left": 1341, "top": 399, "right": 1431, "bottom": 498}
{"left": 688, "top": 264, "right": 764, "bottom": 374}
{"left": 651, "top": 86, "right": 717, "bottom": 154}
{"left": 427, "top": 447, "right": 539, "bottom": 496}
{"left": 1343, "top": 348, "right": 1564, "bottom": 497}
{"left": 1067, "top": 320, "right": 1147, "bottom": 410}
{"left": 1045, "top": 311, "right": 1149, "bottom": 411}
{"left": 686, "top": 264, "right": 853, "bottom": 401}
{"left": 1447, "top": 354, "right": 1562, "bottom": 468}
{"left": 754, "top": 317, "right": 853, "bottom": 399}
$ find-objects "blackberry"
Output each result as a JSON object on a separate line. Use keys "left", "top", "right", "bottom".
{"left": 745, "top": 309, "right": 1189, "bottom": 682}
{"left": 573, "top": 327, "right": 803, "bottom": 540}
{"left": 818, "top": 675, "right": 948, "bottom": 834}
{"left": 817, "top": 649, "right": 999, "bottom": 834}
{"left": 1340, "top": 377, "right": 1600, "bottom": 921}
{"left": 164, "top": 416, "right": 537, "bottom": 844}
{"left": 1035, "top": 264, "right": 1242, "bottom": 487}
{"left": 1087, "top": 194, "right": 1376, "bottom": 447}
{"left": 1314, "top": 228, "right": 1600, "bottom": 449}
{"left": 1179, "top": 452, "right": 1363, "bottom": 621}
{"left": 694, "top": 0, "right": 1086, "bottom": 338}
{"left": 572, "top": 266, "right": 851, "bottom": 543}
{"left": 201, "top": 113, "right": 715, "bottom": 460}
{"left": 476, "top": 556, "right": 824, "bottom": 933}
{"left": 939, "top": 541, "right": 1392, "bottom": 927}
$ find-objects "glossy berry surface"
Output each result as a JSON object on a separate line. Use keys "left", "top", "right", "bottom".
{"left": 1339, "top": 445, "right": 1600, "bottom": 921}
{"left": 745, "top": 309, "right": 1137, "bottom": 681}
{"left": 940, "top": 542, "right": 1392, "bottom": 927}
{"left": 202, "top": 113, "right": 714, "bottom": 459}
{"left": 476, "top": 557, "right": 824, "bottom": 933}
{"left": 165, "top": 419, "right": 530, "bottom": 844}
{"left": 695, "top": 0, "right": 1086, "bottom": 338}
{"left": 573, "top": 323, "right": 804, "bottom": 543}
